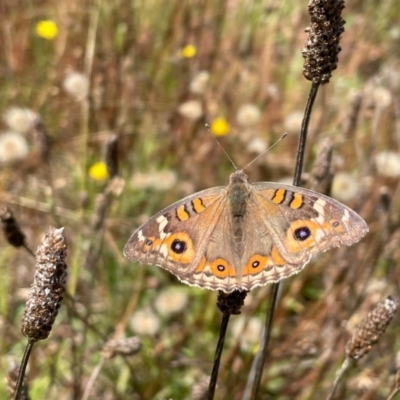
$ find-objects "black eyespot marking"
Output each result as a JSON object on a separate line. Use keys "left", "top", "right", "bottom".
{"left": 145, "top": 239, "right": 153, "bottom": 246}
{"left": 171, "top": 239, "right": 187, "bottom": 254}
{"left": 294, "top": 226, "right": 312, "bottom": 241}
{"left": 332, "top": 221, "right": 340, "bottom": 227}
{"left": 217, "top": 264, "right": 225, "bottom": 271}
{"left": 252, "top": 261, "right": 260, "bottom": 268}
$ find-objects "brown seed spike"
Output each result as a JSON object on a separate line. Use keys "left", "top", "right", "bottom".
{"left": 102, "top": 336, "right": 142, "bottom": 359}
{"left": 21, "top": 227, "right": 68, "bottom": 342}
{"left": 302, "top": 0, "right": 345, "bottom": 84}
{"left": 0, "top": 207, "right": 27, "bottom": 248}
{"left": 217, "top": 290, "right": 248, "bottom": 315}
{"left": 104, "top": 134, "right": 119, "bottom": 179}
{"left": 345, "top": 296, "right": 398, "bottom": 360}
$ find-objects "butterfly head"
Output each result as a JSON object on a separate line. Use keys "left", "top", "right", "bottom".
{"left": 229, "top": 169, "right": 249, "bottom": 185}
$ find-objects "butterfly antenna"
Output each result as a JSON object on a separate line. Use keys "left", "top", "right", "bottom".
{"left": 243, "top": 133, "right": 287, "bottom": 171}
{"left": 205, "top": 123, "right": 238, "bottom": 170}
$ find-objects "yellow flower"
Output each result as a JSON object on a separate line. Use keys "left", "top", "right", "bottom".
{"left": 210, "top": 117, "right": 230, "bottom": 136}
{"left": 35, "top": 20, "right": 58, "bottom": 40}
{"left": 181, "top": 44, "right": 196, "bottom": 58}
{"left": 89, "top": 162, "right": 108, "bottom": 181}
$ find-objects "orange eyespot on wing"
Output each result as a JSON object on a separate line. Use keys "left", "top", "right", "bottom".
{"left": 138, "top": 232, "right": 195, "bottom": 264}
{"left": 329, "top": 219, "right": 344, "bottom": 233}
{"left": 284, "top": 220, "right": 323, "bottom": 252}
{"left": 283, "top": 218, "right": 349, "bottom": 254}
{"left": 243, "top": 255, "right": 269, "bottom": 275}
{"left": 208, "top": 258, "right": 236, "bottom": 278}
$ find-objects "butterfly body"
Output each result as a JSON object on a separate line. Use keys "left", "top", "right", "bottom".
{"left": 124, "top": 170, "right": 368, "bottom": 292}
{"left": 228, "top": 171, "right": 251, "bottom": 254}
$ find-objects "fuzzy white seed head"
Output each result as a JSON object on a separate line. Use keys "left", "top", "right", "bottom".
{"left": 130, "top": 307, "right": 160, "bottom": 336}
{"left": 154, "top": 287, "right": 188, "bottom": 316}
{"left": 376, "top": 151, "right": 400, "bottom": 178}
{"left": 189, "top": 71, "right": 210, "bottom": 94}
{"left": 3, "top": 107, "right": 38, "bottom": 134}
{"left": 130, "top": 170, "right": 177, "bottom": 191}
{"left": 177, "top": 100, "right": 203, "bottom": 120}
{"left": 0, "top": 131, "right": 29, "bottom": 164}
{"left": 63, "top": 72, "right": 89, "bottom": 100}
{"left": 331, "top": 172, "right": 359, "bottom": 202}
{"left": 284, "top": 111, "right": 303, "bottom": 135}
{"left": 236, "top": 104, "right": 261, "bottom": 127}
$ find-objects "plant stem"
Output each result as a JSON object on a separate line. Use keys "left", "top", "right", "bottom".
{"left": 13, "top": 340, "right": 35, "bottom": 400}
{"left": 244, "top": 82, "right": 320, "bottom": 399}
{"left": 326, "top": 357, "right": 351, "bottom": 400}
{"left": 207, "top": 313, "right": 230, "bottom": 400}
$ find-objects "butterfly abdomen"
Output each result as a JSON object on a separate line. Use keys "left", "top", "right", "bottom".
{"left": 228, "top": 173, "right": 251, "bottom": 252}
{"left": 228, "top": 170, "right": 251, "bottom": 219}
{"left": 229, "top": 182, "right": 249, "bottom": 218}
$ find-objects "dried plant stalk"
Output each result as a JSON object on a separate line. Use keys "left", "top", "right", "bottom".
{"left": 310, "top": 137, "right": 333, "bottom": 194}
{"left": 21, "top": 227, "right": 68, "bottom": 342}
{"left": 13, "top": 227, "right": 67, "bottom": 400}
{"left": 91, "top": 176, "right": 125, "bottom": 230}
{"left": 346, "top": 296, "right": 398, "bottom": 360}
{"left": 302, "top": 0, "right": 345, "bottom": 84}
{"left": 387, "top": 369, "right": 400, "bottom": 400}
{"left": 192, "top": 375, "right": 210, "bottom": 400}
{"left": 0, "top": 207, "right": 26, "bottom": 248}
{"left": 251, "top": 3, "right": 347, "bottom": 398}
{"left": 102, "top": 336, "right": 141, "bottom": 359}
{"left": 32, "top": 118, "right": 50, "bottom": 163}
{"left": 104, "top": 133, "right": 119, "bottom": 178}
{"left": 328, "top": 297, "right": 397, "bottom": 400}
{"left": 91, "top": 192, "right": 111, "bottom": 231}
{"left": 217, "top": 290, "right": 247, "bottom": 316}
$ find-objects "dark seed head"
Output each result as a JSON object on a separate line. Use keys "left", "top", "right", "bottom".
{"left": 346, "top": 296, "right": 398, "bottom": 360}
{"left": 302, "top": 0, "right": 345, "bottom": 84}
{"left": 21, "top": 227, "right": 68, "bottom": 342}
{"left": 0, "top": 207, "right": 26, "bottom": 248}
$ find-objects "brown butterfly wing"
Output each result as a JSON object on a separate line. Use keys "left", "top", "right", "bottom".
{"left": 123, "top": 186, "right": 229, "bottom": 286}
{"left": 124, "top": 180, "right": 368, "bottom": 293}
{"left": 236, "top": 183, "right": 368, "bottom": 290}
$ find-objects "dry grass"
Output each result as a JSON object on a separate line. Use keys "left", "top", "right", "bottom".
{"left": 0, "top": 0, "right": 400, "bottom": 399}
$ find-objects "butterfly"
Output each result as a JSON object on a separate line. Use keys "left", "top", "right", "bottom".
{"left": 124, "top": 169, "right": 368, "bottom": 292}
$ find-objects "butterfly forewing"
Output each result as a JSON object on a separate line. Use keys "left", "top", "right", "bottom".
{"left": 124, "top": 187, "right": 229, "bottom": 285}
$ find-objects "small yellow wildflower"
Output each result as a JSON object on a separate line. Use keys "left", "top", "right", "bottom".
{"left": 181, "top": 44, "right": 196, "bottom": 58}
{"left": 35, "top": 20, "right": 58, "bottom": 40}
{"left": 210, "top": 117, "right": 230, "bottom": 136}
{"left": 89, "top": 162, "right": 108, "bottom": 181}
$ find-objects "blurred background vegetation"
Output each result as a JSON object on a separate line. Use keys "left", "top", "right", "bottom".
{"left": 0, "top": 0, "right": 400, "bottom": 399}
